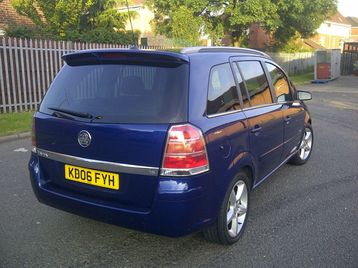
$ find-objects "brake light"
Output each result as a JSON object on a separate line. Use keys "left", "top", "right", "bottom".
{"left": 161, "top": 124, "right": 209, "bottom": 176}
{"left": 31, "top": 117, "right": 36, "bottom": 147}
{"left": 101, "top": 53, "right": 127, "bottom": 59}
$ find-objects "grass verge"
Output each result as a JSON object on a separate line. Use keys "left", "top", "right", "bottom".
{"left": 0, "top": 111, "right": 34, "bottom": 137}
{"left": 290, "top": 72, "right": 314, "bottom": 85}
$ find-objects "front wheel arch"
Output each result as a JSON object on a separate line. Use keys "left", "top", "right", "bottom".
{"left": 289, "top": 124, "right": 314, "bottom": 165}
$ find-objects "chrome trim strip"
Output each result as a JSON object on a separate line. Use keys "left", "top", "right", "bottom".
{"left": 160, "top": 165, "right": 209, "bottom": 177}
{"left": 206, "top": 103, "right": 283, "bottom": 118}
{"left": 259, "top": 142, "right": 284, "bottom": 159}
{"left": 34, "top": 148, "right": 159, "bottom": 176}
{"left": 292, "top": 101, "right": 302, "bottom": 107}
{"left": 253, "top": 149, "right": 298, "bottom": 189}
{"left": 241, "top": 103, "right": 283, "bottom": 112}
{"left": 207, "top": 109, "right": 243, "bottom": 118}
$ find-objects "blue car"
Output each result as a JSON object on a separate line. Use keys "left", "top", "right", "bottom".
{"left": 29, "top": 47, "right": 313, "bottom": 244}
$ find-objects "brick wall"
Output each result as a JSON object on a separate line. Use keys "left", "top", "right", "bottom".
{"left": 248, "top": 23, "right": 273, "bottom": 50}
{"left": 351, "top": 28, "right": 358, "bottom": 41}
{"left": 0, "top": 0, "right": 34, "bottom": 29}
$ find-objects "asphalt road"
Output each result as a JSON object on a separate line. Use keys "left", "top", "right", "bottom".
{"left": 1, "top": 76, "right": 358, "bottom": 268}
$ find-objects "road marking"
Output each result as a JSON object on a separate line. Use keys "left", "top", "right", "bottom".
{"left": 14, "top": 147, "right": 28, "bottom": 152}
{"left": 322, "top": 100, "right": 358, "bottom": 111}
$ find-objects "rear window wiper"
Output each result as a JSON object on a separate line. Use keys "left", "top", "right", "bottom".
{"left": 48, "top": 107, "right": 93, "bottom": 119}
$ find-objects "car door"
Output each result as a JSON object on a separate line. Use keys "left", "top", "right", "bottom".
{"left": 264, "top": 62, "right": 305, "bottom": 160}
{"left": 232, "top": 59, "right": 284, "bottom": 182}
{"left": 205, "top": 62, "right": 248, "bottom": 175}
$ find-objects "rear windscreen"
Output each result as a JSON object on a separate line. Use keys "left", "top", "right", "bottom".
{"left": 39, "top": 63, "right": 188, "bottom": 123}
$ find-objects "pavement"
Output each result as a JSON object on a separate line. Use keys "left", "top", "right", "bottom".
{"left": 0, "top": 76, "right": 357, "bottom": 268}
{"left": 0, "top": 132, "right": 31, "bottom": 144}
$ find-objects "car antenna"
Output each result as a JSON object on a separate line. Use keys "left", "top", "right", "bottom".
{"left": 125, "top": 0, "right": 138, "bottom": 49}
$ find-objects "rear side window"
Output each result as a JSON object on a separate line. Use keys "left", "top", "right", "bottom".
{"left": 231, "top": 63, "right": 250, "bottom": 108}
{"left": 265, "top": 62, "right": 293, "bottom": 103}
{"left": 39, "top": 63, "right": 188, "bottom": 123}
{"left": 207, "top": 63, "right": 239, "bottom": 115}
{"left": 237, "top": 61, "right": 272, "bottom": 107}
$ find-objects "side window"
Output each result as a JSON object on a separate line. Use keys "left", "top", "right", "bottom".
{"left": 237, "top": 61, "right": 272, "bottom": 107}
{"left": 232, "top": 63, "right": 250, "bottom": 108}
{"left": 265, "top": 63, "right": 293, "bottom": 103}
{"left": 207, "top": 63, "right": 240, "bottom": 115}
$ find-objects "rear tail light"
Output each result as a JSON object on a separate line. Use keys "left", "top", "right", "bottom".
{"left": 31, "top": 117, "right": 36, "bottom": 151}
{"left": 160, "top": 124, "right": 209, "bottom": 176}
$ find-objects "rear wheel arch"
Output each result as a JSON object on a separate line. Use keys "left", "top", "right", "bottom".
{"left": 221, "top": 163, "right": 255, "bottom": 205}
{"left": 207, "top": 152, "right": 256, "bottom": 226}
{"left": 203, "top": 169, "right": 251, "bottom": 244}
{"left": 227, "top": 151, "right": 257, "bottom": 190}
{"left": 240, "top": 166, "right": 254, "bottom": 190}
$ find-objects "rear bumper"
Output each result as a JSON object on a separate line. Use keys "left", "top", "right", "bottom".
{"left": 29, "top": 153, "right": 215, "bottom": 237}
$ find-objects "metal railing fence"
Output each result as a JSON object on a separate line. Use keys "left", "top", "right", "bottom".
{"left": 0, "top": 37, "right": 169, "bottom": 112}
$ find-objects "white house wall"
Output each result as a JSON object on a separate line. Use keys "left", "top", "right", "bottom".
{"left": 317, "top": 22, "right": 351, "bottom": 38}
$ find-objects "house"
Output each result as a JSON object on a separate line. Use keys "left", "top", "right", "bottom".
{"left": 308, "top": 11, "right": 352, "bottom": 49}
{"left": 0, "top": 0, "right": 34, "bottom": 35}
{"left": 346, "top": 17, "right": 358, "bottom": 41}
{"left": 248, "top": 11, "right": 354, "bottom": 51}
{"left": 117, "top": 0, "right": 173, "bottom": 47}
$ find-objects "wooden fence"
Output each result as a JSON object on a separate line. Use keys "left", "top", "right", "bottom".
{"left": 341, "top": 42, "right": 358, "bottom": 75}
{"left": 268, "top": 52, "right": 315, "bottom": 75}
{"left": 0, "top": 37, "right": 169, "bottom": 113}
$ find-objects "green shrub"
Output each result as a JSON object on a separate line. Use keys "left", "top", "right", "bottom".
{"left": 6, "top": 24, "right": 41, "bottom": 39}
{"left": 5, "top": 23, "right": 140, "bottom": 45}
{"left": 72, "top": 29, "right": 140, "bottom": 45}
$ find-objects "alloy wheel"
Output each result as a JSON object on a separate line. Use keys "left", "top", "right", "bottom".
{"left": 227, "top": 180, "right": 248, "bottom": 237}
{"left": 299, "top": 127, "right": 313, "bottom": 160}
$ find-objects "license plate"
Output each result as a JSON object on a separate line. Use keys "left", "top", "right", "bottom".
{"left": 64, "top": 164, "right": 120, "bottom": 190}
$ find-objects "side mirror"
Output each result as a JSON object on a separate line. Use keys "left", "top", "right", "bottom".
{"left": 297, "top": 90, "right": 312, "bottom": 101}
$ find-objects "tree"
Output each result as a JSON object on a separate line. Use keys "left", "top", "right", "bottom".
{"left": 221, "top": 0, "right": 278, "bottom": 44}
{"left": 272, "top": 0, "right": 337, "bottom": 48}
{"left": 10, "top": 0, "right": 136, "bottom": 42}
{"left": 11, "top": 0, "right": 93, "bottom": 38}
{"left": 163, "top": 6, "right": 202, "bottom": 45}
{"left": 147, "top": 0, "right": 278, "bottom": 45}
{"left": 147, "top": 0, "right": 337, "bottom": 47}
{"left": 148, "top": 0, "right": 208, "bottom": 44}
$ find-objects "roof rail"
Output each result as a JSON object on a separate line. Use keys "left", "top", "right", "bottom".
{"left": 181, "top": 46, "right": 271, "bottom": 58}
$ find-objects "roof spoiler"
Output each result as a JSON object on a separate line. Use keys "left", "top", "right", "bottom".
{"left": 62, "top": 49, "right": 189, "bottom": 66}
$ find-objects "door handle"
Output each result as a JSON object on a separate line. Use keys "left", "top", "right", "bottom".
{"left": 251, "top": 125, "right": 262, "bottom": 134}
{"left": 284, "top": 116, "right": 292, "bottom": 124}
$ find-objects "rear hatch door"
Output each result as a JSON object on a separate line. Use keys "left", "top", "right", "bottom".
{"left": 35, "top": 50, "right": 189, "bottom": 210}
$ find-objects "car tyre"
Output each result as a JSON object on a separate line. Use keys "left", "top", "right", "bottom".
{"left": 289, "top": 124, "right": 314, "bottom": 165}
{"left": 203, "top": 171, "right": 250, "bottom": 245}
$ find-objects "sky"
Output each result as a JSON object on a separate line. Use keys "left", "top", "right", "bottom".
{"left": 338, "top": 0, "right": 358, "bottom": 17}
